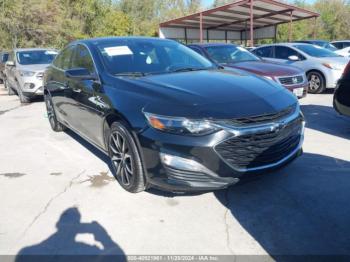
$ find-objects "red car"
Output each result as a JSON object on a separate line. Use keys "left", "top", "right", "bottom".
{"left": 188, "top": 43, "right": 308, "bottom": 98}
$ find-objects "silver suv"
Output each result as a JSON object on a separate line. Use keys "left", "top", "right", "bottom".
{"left": 4, "top": 48, "right": 58, "bottom": 103}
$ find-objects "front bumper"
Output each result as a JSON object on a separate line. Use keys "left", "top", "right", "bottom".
{"left": 137, "top": 112, "right": 305, "bottom": 192}
{"left": 19, "top": 74, "right": 44, "bottom": 97}
{"left": 325, "top": 68, "right": 343, "bottom": 88}
{"left": 284, "top": 83, "right": 308, "bottom": 98}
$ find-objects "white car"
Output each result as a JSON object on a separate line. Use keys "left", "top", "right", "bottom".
{"left": 252, "top": 43, "right": 349, "bottom": 94}
{"left": 335, "top": 47, "right": 350, "bottom": 58}
{"left": 4, "top": 48, "right": 58, "bottom": 103}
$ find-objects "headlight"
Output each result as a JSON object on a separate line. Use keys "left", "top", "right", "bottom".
{"left": 144, "top": 112, "right": 220, "bottom": 136}
{"left": 322, "top": 63, "right": 343, "bottom": 70}
{"left": 19, "top": 71, "right": 35, "bottom": 77}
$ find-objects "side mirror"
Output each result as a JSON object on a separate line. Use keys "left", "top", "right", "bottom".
{"left": 288, "top": 55, "right": 299, "bottom": 61}
{"left": 65, "top": 68, "right": 97, "bottom": 81}
{"left": 5, "top": 61, "right": 15, "bottom": 67}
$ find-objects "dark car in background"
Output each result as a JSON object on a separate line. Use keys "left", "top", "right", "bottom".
{"left": 188, "top": 43, "right": 308, "bottom": 98}
{"left": 330, "top": 40, "right": 350, "bottom": 50}
{"left": 294, "top": 40, "right": 337, "bottom": 51}
{"left": 0, "top": 51, "right": 9, "bottom": 83}
{"left": 334, "top": 61, "right": 350, "bottom": 117}
{"left": 44, "top": 37, "right": 304, "bottom": 193}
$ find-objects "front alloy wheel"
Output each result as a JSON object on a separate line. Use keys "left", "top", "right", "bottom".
{"left": 108, "top": 122, "right": 146, "bottom": 193}
{"left": 308, "top": 72, "right": 325, "bottom": 94}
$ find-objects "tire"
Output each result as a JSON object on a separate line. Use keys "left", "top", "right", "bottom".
{"left": 307, "top": 71, "right": 326, "bottom": 94}
{"left": 108, "top": 121, "right": 146, "bottom": 193}
{"left": 44, "top": 93, "right": 66, "bottom": 132}
{"left": 5, "top": 80, "right": 15, "bottom": 95}
{"left": 18, "top": 88, "right": 31, "bottom": 103}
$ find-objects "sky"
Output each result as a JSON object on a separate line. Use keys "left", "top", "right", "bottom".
{"left": 202, "top": 0, "right": 317, "bottom": 8}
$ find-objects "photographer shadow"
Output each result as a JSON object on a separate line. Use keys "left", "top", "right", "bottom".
{"left": 15, "top": 207, "right": 126, "bottom": 262}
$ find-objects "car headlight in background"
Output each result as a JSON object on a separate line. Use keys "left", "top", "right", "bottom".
{"left": 322, "top": 63, "right": 343, "bottom": 70}
{"left": 263, "top": 75, "right": 274, "bottom": 81}
{"left": 144, "top": 112, "right": 220, "bottom": 136}
{"left": 19, "top": 71, "right": 35, "bottom": 77}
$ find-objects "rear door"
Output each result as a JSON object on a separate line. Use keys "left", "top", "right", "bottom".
{"left": 47, "top": 45, "right": 75, "bottom": 125}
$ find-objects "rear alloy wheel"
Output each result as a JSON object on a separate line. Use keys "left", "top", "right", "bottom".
{"left": 307, "top": 71, "right": 325, "bottom": 94}
{"left": 5, "top": 80, "right": 15, "bottom": 95}
{"left": 109, "top": 122, "right": 146, "bottom": 193}
{"left": 44, "top": 94, "right": 66, "bottom": 132}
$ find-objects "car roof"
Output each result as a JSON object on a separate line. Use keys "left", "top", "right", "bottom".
{"left": 188, "top": 43, "right": 237, "bottom": 48}
{"left": 13, "top": 48, "right": 58, "bottom": 52}
{"left": 331, "top": 40, "right": 350, "bottom": 43}
{"left": 73, "top": 36, "right": 174, "bottom": 46}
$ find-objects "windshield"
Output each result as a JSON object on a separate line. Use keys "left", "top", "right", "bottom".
{"left": 16, "top": 50, "right": 58, "bottom": 65}
{"left": 293, "top": 44, "right": 340, "bottom": 58}
{"left": 205, "top": 45, "right": 260, "bottom": 64}
{"left": 95, "top": 39, "right": 215, "bottom": 75}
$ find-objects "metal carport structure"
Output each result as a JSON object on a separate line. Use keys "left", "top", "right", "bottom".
{"left": 159, "top": 0, "right": 319, "bottom": 46}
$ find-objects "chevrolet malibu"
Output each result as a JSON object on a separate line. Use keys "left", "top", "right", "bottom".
{"left": 44, "top": 37, "right": 305, "bottom": 193}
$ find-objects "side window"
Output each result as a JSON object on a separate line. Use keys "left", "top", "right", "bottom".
{"left": 71, "top": 45, "right": 95, "bottom": 74}
{"left": 332, "top": 42, "right": 342, "bottom": 49}
{"left": 2, "top": 53, "right": 9, "bottom": 63}
{"left": 275, "top": 46, "right": 303, "bottom": 60}
{"left": 253, "top": 46, "right": 273, "bottom": 58}
{"left": 53, "top": 46, "right": 74, "bottom": 70}
{"left": 189, "top": 46, "right": 204, "bottom": 56}
{"left": 343, "top": 42, "right": 350, "bottom": 48}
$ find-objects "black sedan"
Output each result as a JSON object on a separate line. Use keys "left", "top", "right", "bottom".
{"left": 334, "top": 62, "right": 350, "bottom": 116}
{"left": 44, "top": 37, "right": 305, "bottom": 193}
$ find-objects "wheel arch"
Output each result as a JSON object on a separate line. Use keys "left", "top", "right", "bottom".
{"left": 103, "top": 111, "right": 149, "bottom": 184}
{"left": 306, "top": 69, "right": 326, "bottom": 82}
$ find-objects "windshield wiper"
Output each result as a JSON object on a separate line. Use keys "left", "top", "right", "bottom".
{"left": 114, "top": 72, "right": 148, "bottom": 77}
{"left": 171, "top": 67, "right": 208, "bottom": 73}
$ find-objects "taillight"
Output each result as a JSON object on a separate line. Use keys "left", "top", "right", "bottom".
{"left": 342, "top": 62, "right": 350, "bottom": 78}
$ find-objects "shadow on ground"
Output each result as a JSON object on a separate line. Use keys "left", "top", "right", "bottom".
{"left": 215, "top": 153, "right": 350, "bottom": 257}
{"left": 301, "top": 104, "right": 350, "bottom": 139}
{"left": 15, "top": 208, "right": 126, "bottom": 262}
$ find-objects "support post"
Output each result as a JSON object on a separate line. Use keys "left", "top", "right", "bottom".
{"left": 250, "top": 0, "right": 254, "bottom": 47}
{"left": 274, "top": 25, "right": 277, "bottom": 43}
{"left": 184, "top": 28, "right": 188, "bottom": 44}
{"left": 313, "top": 17, "right": 317, "bottom": 39}
{"left": 207, "top": 29, "right": 209, "bottom": 43}
{"left": 225, "top": 30, "right": 228, "bottom": 43}
{"left": 245, "top": 21, "right": 248, "bottom": 47}
{"left": 199, "top": 12, "right": 203, "bottom": 43}
{"left": 288, "top": 11, "right": 293, "bottom": 42}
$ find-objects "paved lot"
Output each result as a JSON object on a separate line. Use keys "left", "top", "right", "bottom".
{"left": 0, "top": 84, "right": 350, "bottom": 259}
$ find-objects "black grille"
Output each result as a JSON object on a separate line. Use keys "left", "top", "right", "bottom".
{"left": 279, "top": 75, "right": 304, "bottom": 85}
{"left": 215, "top": 118, "right": 302, "bottom": 170}
{"left": 219, "top": 105, "right": 295, "bottom": 126}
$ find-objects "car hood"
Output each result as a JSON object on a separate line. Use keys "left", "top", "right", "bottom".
{"left": 120, "top": 70, "right": 297, "bottom": 119}
{"left": 16, "top": 64, "right": 50, "bottom": 72}
{"left": 225, "top": 61, "right": 303, "bottom": 77}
